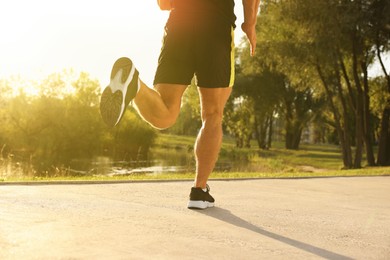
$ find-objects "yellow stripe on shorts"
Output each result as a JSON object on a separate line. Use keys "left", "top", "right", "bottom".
{"left": 229, "top": 27, "right": 235, "bottom": 87}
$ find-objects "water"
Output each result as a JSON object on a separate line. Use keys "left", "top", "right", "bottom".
{"left": 1, "top": 149, "right": 265, "bottom": 178}
{"left": 69, "top": 157, "right": 236, "bottom": 177}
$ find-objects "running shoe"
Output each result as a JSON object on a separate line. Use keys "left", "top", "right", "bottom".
{"left": 100, "top": 57, "right": 139, "bottom": 127}
{"left": 187, "top": 184, "right": 215, "bottom": 209}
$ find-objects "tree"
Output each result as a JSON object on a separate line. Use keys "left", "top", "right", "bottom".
{"left": 246, "top": 0, "right": 389, "bottom": 168}
{"left": 224, "top": 96, "right": 255, "bottom": 148}
{"left": 167, "top": 78, "right": 201, "bottom": 135}
{"left": 227, "top": 63, "right": 285, "bottom": 149}
{"left": 370, "top": 0, "right": 390, "bottom": 165}
{"left": 1, "top": 71, "right": 158, "bottom": 176}
{"left": 372, "top": 76, "right": 390, "bottom": 165}
{"left": 283, "top": 85, "right": 317, "bottom": 150}
{"left": 106, "top": 109, "right": 157, "bottom": 162}
{"left": 236, "top": 2, "right": 323, "bottom": 151}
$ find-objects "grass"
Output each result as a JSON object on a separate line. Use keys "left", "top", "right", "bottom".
{"left": 1, "top": 133, "right": 389, "bottom": 183}
{"left": 1, "top": 167, "right": 389, "bottom": 183}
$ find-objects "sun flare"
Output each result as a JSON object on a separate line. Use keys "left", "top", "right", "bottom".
{"left": 0, "top": 1, "right": 245, "bottom": 91}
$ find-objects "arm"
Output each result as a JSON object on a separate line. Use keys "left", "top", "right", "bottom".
{"left": 157, "top": 0, "right": 173, "bottom": 11}
{"left": 242, "top": 0, "right": 260, "bottom": 56}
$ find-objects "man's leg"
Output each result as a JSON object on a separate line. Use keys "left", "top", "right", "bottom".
{"left": 133, "top": 82, "right": 187, "bottom": 129}
{"left": 194, "top": 87, "right": 232, "bottom": 188}
{"left": 100, "top": 57, "right": 187, "bottom": 129}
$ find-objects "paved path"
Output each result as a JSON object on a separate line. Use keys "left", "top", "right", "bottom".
{"left": 1, "top": 177, "right": 389, "bottom": 259}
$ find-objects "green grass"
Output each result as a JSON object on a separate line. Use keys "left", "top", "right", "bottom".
{"left": 1, "top": 133, "right": 389, "bottom": 183}
{"left": 1, "top": 167, "right": 389, "bottom": 183}
{"left": 155, "top": 133, "right": 196, "bottom": 148}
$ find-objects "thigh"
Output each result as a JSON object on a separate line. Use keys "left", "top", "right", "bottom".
{"left": 197, "top": 87, "right": 232, "bottom": 120}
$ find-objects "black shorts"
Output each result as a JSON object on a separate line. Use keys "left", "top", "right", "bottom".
{"left": 153, "top": 13, "right": 235, "bottom": 88}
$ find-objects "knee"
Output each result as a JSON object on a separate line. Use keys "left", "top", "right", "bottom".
{"left": 202, "top": 110, "right": 223, "bottom": 128}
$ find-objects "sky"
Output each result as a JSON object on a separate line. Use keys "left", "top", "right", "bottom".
{"left": 1, "top": 0, "right": 387, "bottom": 92}
{"left": 0, "top": 0, "right": 246, "bottom": 89}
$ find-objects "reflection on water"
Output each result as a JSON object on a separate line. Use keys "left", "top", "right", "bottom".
{"left": 89, "top": 158, "right": 193, "bottom": 176}
{"left": 71, "top": 157, "right": 261, "bottom": 177}
{"left": 1, "top": 148, "right": 264, "bottom": 178}
{"left": 70, "top": 157, "right": 235, "bottom": 177}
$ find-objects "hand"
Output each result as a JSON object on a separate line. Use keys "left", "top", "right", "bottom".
{"left": 241, "top": 22, "right": 257, "bottom": 56}
{"left": 157, "top": 0, "right": 172, "bottom": 11}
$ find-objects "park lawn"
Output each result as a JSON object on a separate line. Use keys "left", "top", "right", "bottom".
{"left": 155, "top": 134, "right": 347, "bottom": 171}
{"left": 1, "top": 134, "right": 389, "bottom": 183}
{"left": 1, "top": 167, "right": 389, "bottom": 183}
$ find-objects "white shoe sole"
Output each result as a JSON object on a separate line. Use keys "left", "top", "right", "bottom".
{"left": 187, "top": 200, "right": 214, "bottom": 210}
{"left": 100, "top": 57, "right": 138, "bottom": 127}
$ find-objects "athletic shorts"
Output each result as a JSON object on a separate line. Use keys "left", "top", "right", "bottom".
{"left": 153, "top": 13, "right": 235, "bottom": 88}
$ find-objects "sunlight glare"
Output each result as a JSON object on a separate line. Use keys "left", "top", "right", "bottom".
{"left": 0, "top": 1, "right": 245, "bottom": 92}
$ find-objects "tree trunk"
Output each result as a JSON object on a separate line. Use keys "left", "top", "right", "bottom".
{"left": 284, "top": 93, "right": 294, "bottom": 150}
{"left": 335, "top": 64, "right": 353, "bottom": 167}
{"left": 377, "top": 108, "right": 390, "bottom": 165}
{"left": 361, "top": 59, "right": 376, "bottom": 166}
{"left": 338, "top": 52, "right": 356, "bottom": 113}
{"left": 254, "top": 116, "right": 262, "bottom": 149}
{"left": 285, "top": 121, "right": 302, "bottom": 150}
{"left": 267, "top": 112, "right": 273, "bottom": 149}
{"left": 317, "top": 63, "right": 352, "bottom": 168}
{"left": 292, "top": 125, "right": 302, "bottom": 149}
{"left": 352, "top": 40, "right": 363, "bottom": 169}
{"left": 260, "top": 118, "right": 268, "bottom": 149}
{"left": 376, "top": 35, "right": 390, "bottom": 165}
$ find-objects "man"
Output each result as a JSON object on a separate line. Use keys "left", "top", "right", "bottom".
{"left": 100, "top": 0, "right": 260, "bottom": 209}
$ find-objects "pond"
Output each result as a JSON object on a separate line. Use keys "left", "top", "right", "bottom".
{"left": 69, "top": 152, "right": 258, "bottom": 177}
{"left": 0, "top": 147, "right": 269, "bottom": 178}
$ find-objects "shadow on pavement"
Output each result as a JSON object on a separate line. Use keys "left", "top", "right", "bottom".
{"left": 195, "top": 207, "right": 352, "bottom": 260}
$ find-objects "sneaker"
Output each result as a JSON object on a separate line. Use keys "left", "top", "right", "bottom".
{"left": 187, "top": 184, "right": 215, "bottom": 209}
{"left": 100, "top": 57, "right": 139, "bottom": 127}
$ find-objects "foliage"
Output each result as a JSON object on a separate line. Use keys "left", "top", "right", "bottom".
{"left": 165, "top": 78, "right": 201, "bottom": 135}
{"left": 370, "top": 76, "right": 390, "bottom": 119}
{"left": 235, "top": 0, "right": 390, "bottom": 167}
{"left": 0, "top": 71, "right": 157, "bottom": 176}
{"left": 105, "top": 108, "right": 157, "bottom": 162}
{"left": 224, "top": 96, "right": 255, "bottom": 148}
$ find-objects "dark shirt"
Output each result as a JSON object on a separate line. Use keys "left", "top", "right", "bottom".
{"left": 171, "top": 0, "right": 237, "bottom": 28}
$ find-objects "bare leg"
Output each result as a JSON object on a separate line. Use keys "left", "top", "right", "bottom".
{"left": 194, "top": 87, "right": 232, "bottom": 188}
{"left": 133, "top": 81, "right": 187, "bottom": 129}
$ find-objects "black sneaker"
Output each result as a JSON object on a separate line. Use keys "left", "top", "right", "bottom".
{"left": 187, "top": 185, "right": 215, "bottom": 209}
{"left": 100, "top": 57, "right": 139, "bottom": 127}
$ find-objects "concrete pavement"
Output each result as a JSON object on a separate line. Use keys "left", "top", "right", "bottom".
{"left": 1, "top": 177, "right": 389, "bottom": 259}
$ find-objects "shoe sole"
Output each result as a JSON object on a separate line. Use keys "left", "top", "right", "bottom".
{"left": 187, "top": 200, "right": 215, "bottom": 210}
{"left": 100, "top": 57, "right": 139, "bottom": 127}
